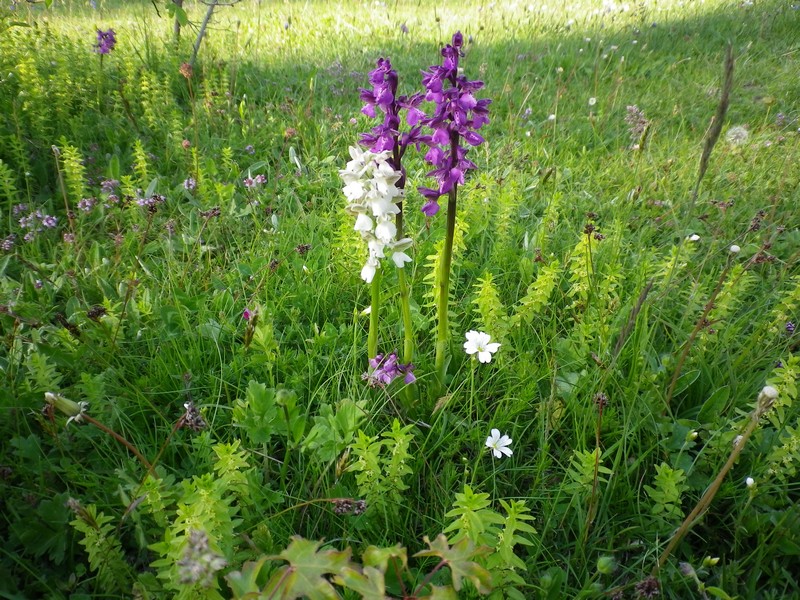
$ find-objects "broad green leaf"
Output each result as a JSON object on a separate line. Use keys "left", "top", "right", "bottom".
{"left": 362, "top": 544, "right": 408, "bottom": 572}
{"left": 698, "top": 386, "right": 730, "bottom": 423}
{"left": 414, "top": 535, "right": 492, "bottom": 594}
{"left": 263, "top": 537, "right": 352, "bottom": 600}
{"left": 428, "top": 586, "right": 458, "bottom": 599}
{"left": 335, "top": 566, "right": 386, "bottom": 598}
{"left": 226, "top": 557, "right": 269, "bottom": 598}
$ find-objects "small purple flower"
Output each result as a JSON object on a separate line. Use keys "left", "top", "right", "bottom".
{"left": 363, "top": 352, "right": 415, "bottom": 387}
{"left": 12, "top": 203, "right": 28, "bottom": 216}
{"left": 63, "top": 233, "right": 76, "bottom": 243}
{"left": 41, "top": 215, "right": 58, "bottom": 228}
{"left": 400, "top": 22, "right": 409, "bottom": 34}
{"left": 94, "top": 29, "right": 117, "bottom": 55}
{"left": 787, "top": 321, "right": 796, "bottom": 334}
{"left": 255, "top": 174, "right": 267, "bottom": 185}
{"left": 77, "top": 197, "right": 97, "bottom": 213}
{"left": 243, "top": 176, "right": 256, "bottom": 189}
{"left": 34, "top": 280, "right": 43, "bottom": 289}
{"left": 1, "top": 235, "right": 15, "bottom": 251}
{"left": 243, "top": 308, "right": 252, "bottom": 321}
{"left": 184, "top": 177, "right": 197, "bottom": 191}
{"left": 244, "top": 145, "right": 255, "bottom": 155}
{"left": 100, "top": 179, "right": 119, "bottom": 193}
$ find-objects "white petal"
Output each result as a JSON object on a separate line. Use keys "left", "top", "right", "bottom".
{"left": 374, "top": 220, "right": 397, "bottom": 243}
{"left": 354, "top": 213, "right": 373, "bottom": 232}
{"left": 391, "top": 251, "right": 412, "bottom": 268}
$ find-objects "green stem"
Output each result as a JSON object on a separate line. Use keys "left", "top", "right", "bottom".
{"left": 368, "top": 267, "right": 381, "bottom": 361}
{"left": 434, "top": 187, "right": 458, "bottom": 393}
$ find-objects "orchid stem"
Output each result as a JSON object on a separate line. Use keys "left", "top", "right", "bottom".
{"left": 434, "top": 186, "right": 458, "bottom": 394}
{"left": 368, "top": 268, "right": 381, "bottom": 361}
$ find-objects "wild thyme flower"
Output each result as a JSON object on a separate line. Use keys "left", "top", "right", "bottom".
{"left": 77, "top": 197, "right": 97, "bottom": 213}
{"left": 1, "top": 235, "right": 15, "bottom": 252}
{"left": 183, "top": 177, "right": 197, "bottom": 191}
{"left": 100, "top": 178, "right": 119, "bottom": 193}
{"left": 94, "top": 29, "right": 117, "bottom": 55}
{"left": 177, "top": 529, "right": 227, "bottom": 587}
{"left": 418, "top": 32, "right": 491, "bottom": 216}
{"left": 363, "top": 352, "right": 415, "bottom": 387}
{"left": 625, "top": 104, "right": 649, "bottom": 147}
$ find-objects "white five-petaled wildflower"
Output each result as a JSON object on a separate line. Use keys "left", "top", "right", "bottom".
{"left": 464, "top": 330, "right": 501, "bottom": 363}
{"left": 745, "top": 476, "right": 755, "bottom": 488}
{"left": 588, "top": 97, "right": 597, "bottom": 106}
{"left": 687, "top": 233, "right": 700, "bottom": 242}
{"left": 485, "top": 428, "right": 513, "bottom": 458}
{"left": 340, "top": 146, "right": 411, "bottom": 283}
{"left": 729, "top": 244, "right": 741, "bottom": 254}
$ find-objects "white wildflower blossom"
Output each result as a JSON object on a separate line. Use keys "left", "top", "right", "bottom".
{"left": 464, "top": 330, "right": 501, "bottom": 363}
{"left": 485, "top": 428, "right": 513, "bottom": 458}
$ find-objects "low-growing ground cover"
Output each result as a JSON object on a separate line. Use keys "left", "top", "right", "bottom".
{"left": 1, "top": 0, "right": 799, "bottom": 597}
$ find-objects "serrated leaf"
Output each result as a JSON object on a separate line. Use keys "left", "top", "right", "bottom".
{"left": 335, "top": 566, "right": 386, "bottom": 598}
{"left": 225, "top": 557, "right": 269, "bottom": 597}
{"left": 414, "top": 535, "right": 492, "bottom": 594}
{"left": 428, "top": 586, "right": 458, "bottom": 599}
{"left": 362, "top": 544, "right": 407, "bottom": 572}
{"left": 264, "top": 537, "right": 352, "bottom": 600}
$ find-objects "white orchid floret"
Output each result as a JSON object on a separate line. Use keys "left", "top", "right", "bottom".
{"left": 391, "top": 251, "right": 412, "bottom": 268}
{"left": 374, "top": 219, "right": 397, "bottom": 243}
{"left": 361, "top": 256, "right": 380, "bottom": 283}
{"left": 343, "top": 179, "right": 367, "bottom": 202}
{"left": 354, "top": 213, "right": 373, "bottom": 232}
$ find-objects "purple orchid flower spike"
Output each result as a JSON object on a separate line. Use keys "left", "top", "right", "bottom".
{"left": 417, "top": 31, "right": 491, "bottom": 215}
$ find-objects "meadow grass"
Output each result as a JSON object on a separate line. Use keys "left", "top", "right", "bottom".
{"left": 1, "top": 0, "right": 799, "bottom": 597}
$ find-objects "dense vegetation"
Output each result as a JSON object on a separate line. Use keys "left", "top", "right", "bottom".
{"left": 1, "top": 0, "right": 799, "bottom": 597}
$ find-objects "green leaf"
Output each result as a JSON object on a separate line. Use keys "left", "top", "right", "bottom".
{"left": 428, "top": 586, "right": 458, "bottom": 599}
{"left": 362, "top": 544, "right": 407, "bottom": 572}
{"left": 226, "top": 557, "right": 269, "bottom": 598}
{"left": 673, "top": 369, "right": 700, "bottom": 397}
{"left": 263, "top": 537, "right": 352, "bottom": 600}
{"left": 414, "top": 535, "right": 492, "bottom": 594}
{"left": 335, "top": 566, "right": 386, "bottom": 598}
{"left": 705, "top": 587, "right": 735, "bottom": 600}
{"left": 698, "top": 386, "right": 730, "bottom": 423}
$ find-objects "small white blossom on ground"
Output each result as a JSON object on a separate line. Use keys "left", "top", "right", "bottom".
{"left": 588, "top": 97, "right": 597, "bottom": 106}
{"left": 687, "top": 233, "right": 700, "bottom": 242}
{"left": 486, "top": 428, "right": 513, "bottom": 458}
{"left": 729, "top": 244, "right": 741, "bottom": 254}
{"left": 745, "top": 476, "right": 755, "bottom": 488}
{"left": 464, "top": 330, "right": 501, "bottom": 363}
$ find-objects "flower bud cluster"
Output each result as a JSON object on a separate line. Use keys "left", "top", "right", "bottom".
{"left": 340, "top": 146, "right": 412, "bottom": 283}
{"left": 363, "top": 352, "right": 416, "bottom": 387}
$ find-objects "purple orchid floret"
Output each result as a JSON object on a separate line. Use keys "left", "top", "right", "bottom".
{"left": 417, "top": 31, "right": 491, "bottom": 216}
{"left": 364, "top": 352, "right": 416, "bottom": 387}
{"left": 358, "top": 57, "right": 426, "bottom": 168}
{"left": 95, "top": 29, "right": 117, "bottom": 55}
